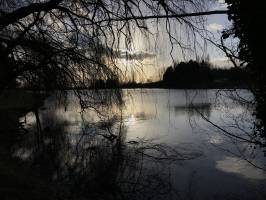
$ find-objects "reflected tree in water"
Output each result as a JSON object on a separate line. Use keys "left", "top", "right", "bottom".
{"left": 10, "top": 100, "right": 202, "bottom": 200}
{"left": 187, "top": 90, "right": 266, "bottom": 173}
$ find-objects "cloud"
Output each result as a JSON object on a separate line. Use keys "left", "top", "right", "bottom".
{"left": 207, "top": 23, "right": 224, "bottom": 31}
{"left": 215, "top": 0, "right": 228, "bottom": 8}
{"left": 115, "top": 50, "right": 156, "bottom": 61}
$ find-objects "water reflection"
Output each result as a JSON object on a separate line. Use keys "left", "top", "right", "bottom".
{"left": 1, "top": 89, "right": 266, "bottom": 200}
{"left": 7, "top": 91, "right": 201, "bottom": 200}
{"left": 173, "top": 103, "right": 212, "bottom": 118}
{"left": 216, "top": 156, "right": 266, "bottom": 180}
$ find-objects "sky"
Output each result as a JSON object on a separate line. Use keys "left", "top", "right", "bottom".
{"left": 115, "top": 0, "right": 235, "bottom": 82}
{"left": 206, "top": 0, "right": 234, "bottom": 67}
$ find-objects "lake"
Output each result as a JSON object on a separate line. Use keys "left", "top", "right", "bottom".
{"left": 10, "top": 89, "right": 266, "bottom": 200}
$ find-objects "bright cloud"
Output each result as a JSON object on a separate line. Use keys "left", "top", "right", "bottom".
{"left": 207, "top": 23, "right": 224, "bottom": 31}
{"left": 115, "top": 50, "right": 156, "bottom": 61}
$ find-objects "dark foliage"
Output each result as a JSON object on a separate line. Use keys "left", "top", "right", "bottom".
{"left": 224, "top": 0, "right": 266, "bottom": 135}
{"left": 224, "top": 1, "right": 266, "bottom": 74}
{"left": 162, "top": 60, "right": 247, "bottom": 88}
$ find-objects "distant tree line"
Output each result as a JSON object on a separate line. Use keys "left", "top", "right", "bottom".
{"left": 162, "top": 60, "right": 248, "bottom": 88}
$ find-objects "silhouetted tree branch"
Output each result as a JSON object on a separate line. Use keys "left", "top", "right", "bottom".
{"left": 0, "top": 0, "right": 228, "bottom": 108}
{"left": 95, "top": 10, "right": 228, "bottom": 23}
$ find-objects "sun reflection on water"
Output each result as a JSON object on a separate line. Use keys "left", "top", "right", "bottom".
{"left": 125, "top": 114, "right": 136, "bottom": 126}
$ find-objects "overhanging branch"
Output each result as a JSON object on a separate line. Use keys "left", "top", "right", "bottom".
{"left": 0, "top": 0, "right": 63, "bottom": 30}
{"left": 96, "top": 10, "right": 228, "bottom": 23}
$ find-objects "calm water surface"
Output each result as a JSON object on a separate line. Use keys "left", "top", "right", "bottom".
{"left": 17, "top": 89, "right": 266, "bottom": 200}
